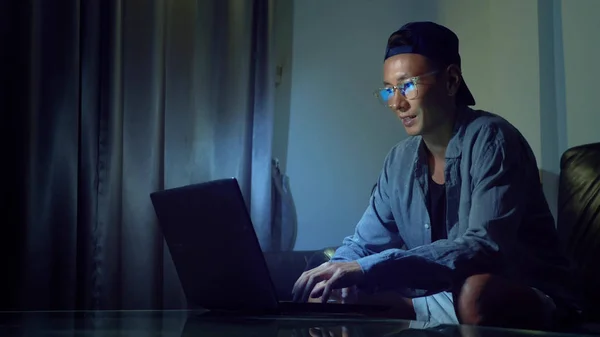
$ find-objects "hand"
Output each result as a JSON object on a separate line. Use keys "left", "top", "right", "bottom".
{"left": 308, "top": 284, "right": 359, "bottom": 304}
{"left": 292, "top": 261, "right": 365, "bottom": 303}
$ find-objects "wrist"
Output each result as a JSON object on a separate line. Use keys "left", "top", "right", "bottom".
{"left": 356, "top": 253, "right": 386, "bottom": 292}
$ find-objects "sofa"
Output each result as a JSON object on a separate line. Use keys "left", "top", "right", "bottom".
{"left": 557, "top": 142, "right": 600, "bottom": 325}
{"left": 264, "top": 142, "right": 600, "bottom": 332}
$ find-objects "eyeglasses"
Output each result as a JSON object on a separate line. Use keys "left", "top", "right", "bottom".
{"left": 373, "top": 71, "right": 438, "bottom": 106}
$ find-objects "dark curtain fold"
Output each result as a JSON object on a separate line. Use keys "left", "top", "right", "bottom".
{"left": 1, "top": 0, "right": 276, "bottom": 310}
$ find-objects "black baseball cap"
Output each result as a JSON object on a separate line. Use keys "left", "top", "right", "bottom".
{"left": 384, "top": 21, "right": 476, "bottom": 106}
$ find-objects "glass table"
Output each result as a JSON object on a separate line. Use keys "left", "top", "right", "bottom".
{"left": 0, "top": 310, "right": 593, "bottom": 337}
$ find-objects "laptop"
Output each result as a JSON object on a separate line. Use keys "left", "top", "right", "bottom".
{"left": 149, "top": 178, "right": 391, "bottom": 317}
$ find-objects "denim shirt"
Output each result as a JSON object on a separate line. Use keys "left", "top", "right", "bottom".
{"left": 331, "top": 107, "right": 579, "bottom": 308}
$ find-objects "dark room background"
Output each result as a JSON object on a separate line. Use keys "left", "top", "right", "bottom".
{"left": 1, "top": 0, "right": 279, "bottom": 310}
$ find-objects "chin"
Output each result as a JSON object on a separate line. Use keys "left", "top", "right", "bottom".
{"left": 402, "top": 123, "right": 423, "bottom": 136}
{"left": 404, "top": 127, "right": 422, "bottom": 136}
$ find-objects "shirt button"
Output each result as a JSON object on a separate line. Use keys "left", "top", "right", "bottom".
{"left": 424, "top": 223, "right": 430, "bottom": 230}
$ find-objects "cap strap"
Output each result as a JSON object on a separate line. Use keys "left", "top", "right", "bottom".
{"left": 385, "top": 45, "right": 415, "bottom": 61}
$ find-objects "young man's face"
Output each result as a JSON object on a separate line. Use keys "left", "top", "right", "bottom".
{"left": 382, "top": 53, "right": 453, "bottom": 137}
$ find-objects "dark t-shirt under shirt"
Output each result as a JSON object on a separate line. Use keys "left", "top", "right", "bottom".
{"left": 428, "top": 176, "right": 447, "bottom": 242}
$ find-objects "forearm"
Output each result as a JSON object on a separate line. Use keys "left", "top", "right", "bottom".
{"left": 357, "top": 236, "right": 499, "bottom": 297}
{"left": 330, "top": 236, "right": 370, "bottom": 262}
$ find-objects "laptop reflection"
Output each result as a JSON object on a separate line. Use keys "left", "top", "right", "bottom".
{"left": 179, "top": 315, "right": 473, "bottom": 337}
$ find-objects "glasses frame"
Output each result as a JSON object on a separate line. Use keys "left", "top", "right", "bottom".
{"left": 373, "top": 70, "right": 439, "bottom": 106}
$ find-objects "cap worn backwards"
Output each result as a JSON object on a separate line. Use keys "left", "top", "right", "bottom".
{"left": 384, "top": 21, "right": 475, "bottom": 106}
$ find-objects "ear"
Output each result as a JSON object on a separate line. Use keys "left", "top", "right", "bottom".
{"left": 446, "top": 64, "right": 462, "bottom": 96}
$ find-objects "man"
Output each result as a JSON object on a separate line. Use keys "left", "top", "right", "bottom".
{"left": 292, "top": 21, "right": 581, "bottom": 330}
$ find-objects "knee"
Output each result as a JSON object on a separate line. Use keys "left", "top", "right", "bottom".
{"left": 456, "top": 274, "right": 548, "bottom": 329}
{"left": 456, "top": 274, "right": 493, "bottom": 326}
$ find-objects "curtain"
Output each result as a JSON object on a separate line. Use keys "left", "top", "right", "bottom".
{"left": 1, "top": 0, "right": 275, "bottom": 310}
{"left": 271, "top": 158, "right": 297, "bottom": 251}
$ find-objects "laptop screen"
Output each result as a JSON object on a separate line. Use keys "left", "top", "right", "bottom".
{"left": 150, "top": 178, "right": 279, "bottom": 311}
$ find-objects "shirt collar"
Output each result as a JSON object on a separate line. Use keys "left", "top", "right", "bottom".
{"left": 415, "top": 106, "right": 475, "bottom": 168}
{"left": 445, "top": 105, "right": 475, "bottom": 159}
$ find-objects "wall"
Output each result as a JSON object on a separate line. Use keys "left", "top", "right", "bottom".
{"left": 561, "top": 0, "right": 600, "bottom": 149}
{"left": 279, "top": 0, "right": 445, "bottom": 250}
{"left": 274, "top": 0, "right": 600, "bottom": 251}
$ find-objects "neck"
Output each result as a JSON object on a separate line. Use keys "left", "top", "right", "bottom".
{"left": 422, "top": 108, "right": 457, "bottom": 160}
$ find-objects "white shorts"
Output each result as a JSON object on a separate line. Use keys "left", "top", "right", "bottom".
{"left": 408, "top": 289, "right": 557, "bottom": 329}
{"left": 409, "top": 292, "right": 458, "bottom": 328}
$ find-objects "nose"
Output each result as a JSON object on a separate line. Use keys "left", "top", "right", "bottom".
{"left": 388, "top": 90, "right": 409, "bottom": 112}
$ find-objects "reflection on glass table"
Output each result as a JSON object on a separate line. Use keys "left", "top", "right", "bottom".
{"left": 1, "top": 310, "right": 594, "bottom": 337}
